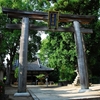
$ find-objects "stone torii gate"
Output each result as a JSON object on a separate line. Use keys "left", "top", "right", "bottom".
{"left": 2, "top": 8, "right": 94, "bottom": 94}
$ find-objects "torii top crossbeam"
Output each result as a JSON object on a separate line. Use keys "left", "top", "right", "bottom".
{"left": 2, "top": 8, "right": 94, "bottom": 24}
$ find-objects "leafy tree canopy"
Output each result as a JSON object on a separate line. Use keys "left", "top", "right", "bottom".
{"left": 38, "top": 0, "right": 100, "bottom": 82}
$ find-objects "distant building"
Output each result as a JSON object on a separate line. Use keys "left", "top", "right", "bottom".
{"left": 11, "top": 59, "right": 54, "bottom": 84}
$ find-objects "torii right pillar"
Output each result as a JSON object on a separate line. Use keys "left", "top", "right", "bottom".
{"left": 73, "top": 21, "right": 89, "bottom": 92}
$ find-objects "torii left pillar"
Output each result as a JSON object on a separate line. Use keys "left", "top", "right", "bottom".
{"left": 18, "top": 17, "right": 29, "bottom": 93}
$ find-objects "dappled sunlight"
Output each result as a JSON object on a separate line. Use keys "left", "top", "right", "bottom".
{"left": 28, "top": 84, "right": 100, "bottom": 99}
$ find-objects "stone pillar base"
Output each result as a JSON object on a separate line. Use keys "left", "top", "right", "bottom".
{"left": 14, "top": 92, "right": 30, "bottom": 97}
{"left": 78, "top": 89, "right": 91, "bottom": 93}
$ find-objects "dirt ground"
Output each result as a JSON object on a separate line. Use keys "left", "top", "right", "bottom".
{"left": 5, "top": 86, "right": 33, "bottom": 100}
{"left": 8, "top": 95, "right": 33, "bottom": 100}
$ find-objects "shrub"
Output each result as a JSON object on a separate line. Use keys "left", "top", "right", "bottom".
{"left": 14, "top": 67, "right": 19, "bottom": 78}
{"left": 36, "top": 74, "right": 45, "bottom": 82}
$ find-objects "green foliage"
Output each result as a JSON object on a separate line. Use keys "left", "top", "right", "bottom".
{"left": 90, "top": 76, "right": 100, "bottom": 84}
{"left": 0, "top": 0, "right": 42, "bottom": 71}
{"left": 39, "top": 0, "right": 100, "bottom": 83}
{"left": 14, "top": 67, "right": 19, "bottom": 79}
{"left": 36, "top": 74, "right": 45, "bottom": 82}
{"left": 49, "top": 69, "right": 59, "bottom": 82}
{"left": 0, "top": 80, "right": 5, "bottom": 95}
{"left": 60, "top": 65, "right": 75, "bottom": 81}
{"left": 36, "top": 74, "right": 45, "bottom": 79}
{"left": 0, "top": 0, "right": 100, "bottom": 84}
{"left": 39, "top": 31, "right": 76, "bottom": 82}
{"left": 85, "top": 20, "right": 100, "bottom": 77}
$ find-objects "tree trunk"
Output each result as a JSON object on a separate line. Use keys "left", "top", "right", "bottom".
{"left": 0, "top": 70, "right": 3, "bottom": 81}
{"left": 5, "top": 66, "right": 10, "bottom": 85}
